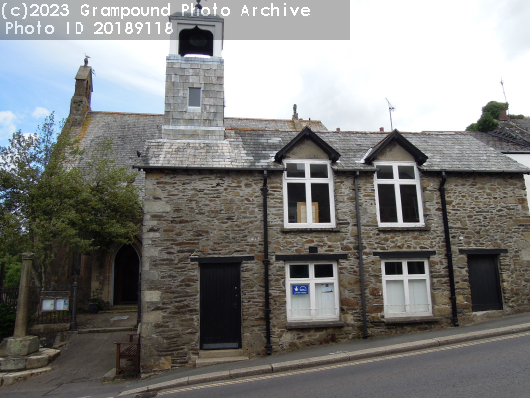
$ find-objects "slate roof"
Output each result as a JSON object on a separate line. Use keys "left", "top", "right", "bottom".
{"left": 139, "top": 130, "right": 530, "bottom": 173}
{"left": 490, "top": 119, "right": 530, "bottom": 148}
{"left": 70, "top": 111, "right": 163, "bottom": 194}
{"left": 225, "top": 117, "right": 327, "bottom": 132}
{"left": 70, "top": 111, "right": 529, "bottom": 178}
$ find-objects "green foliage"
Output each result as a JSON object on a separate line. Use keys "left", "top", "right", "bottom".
{"left": 89, "top": 294, "right": 108, "bottom": 311}
{"left": 0, "top": 303, "right": 16, "bottom": 337}
{"left": 509, "top": 114, "right": 525, "bottom": 119}
{"left": 3, "top": 254, "right": 22, "bottom": 287}
{"left": 477, "top": 112, "right": 499, "bottom": 132}
{"left": 466, "top": 123, "right": 479, "bottom": 132}
{"left": 482, "top": 101, "right": 509, "bottom": 120}
{"left": 0, "top": 113, "right": 142, "bottom": 286}
{"left": 465, "top": 101, "right": 507, "bottom": 131}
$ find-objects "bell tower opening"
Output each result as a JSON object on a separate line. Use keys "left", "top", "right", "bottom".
{"left": 179, "top": 26, "right": 214, "bottom": 57}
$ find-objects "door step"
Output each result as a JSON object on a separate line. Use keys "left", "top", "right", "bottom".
{"left": 196, "top": 356, "right": 249, "bottom": 368}
{"left": 196, "top": 349, "right": 249, "bottom": 368}
{"left": 100, "top": 305, "right": 138, "bottom": 313}
{"left": 199, "top": 349, "right": 245, "bottom": 359}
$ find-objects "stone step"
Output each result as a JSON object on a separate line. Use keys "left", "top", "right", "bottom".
{"left": 195, "top": 356, "right": 250, "bottom": 368}
{"left": 100, "top": 305, "right": 138, "bottom": 313}
{"left": 0, "top": 367, "right": 52, "bottom": 386}
{"left": 77, "top": 326, "right": 137, "bottom": 334}
{"left": 198, "top": 349, "right": 245, "bottom": 359}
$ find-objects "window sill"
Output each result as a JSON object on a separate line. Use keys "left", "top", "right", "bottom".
{"left": 281, "top": 228, "right": 340, "bottom": 233}
{"left": 383, "top": 316, "right": 440, "bottom": 325}
{"left": 286, "top": 320, "right": 345, "bottom": 330}
{"left": 378, "top": 225, "right": 430, "bottom": 232}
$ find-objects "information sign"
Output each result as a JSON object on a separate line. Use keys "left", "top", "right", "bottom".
{"left": 292, "top": 285, "right": 309, "bottom": 295}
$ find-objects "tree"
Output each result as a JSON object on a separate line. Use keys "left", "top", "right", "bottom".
{"left": 465, "top": 101, "right": 507, "bottom": 133}
{"left": 482, "top": 101, "right": 508, "bottom": 120}
{"left": 0, "top": 113, "right": 142, "bottom": 287}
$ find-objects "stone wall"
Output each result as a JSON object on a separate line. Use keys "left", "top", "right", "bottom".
{"left": 140, "top": 168, "right": 530, "bottom": 370}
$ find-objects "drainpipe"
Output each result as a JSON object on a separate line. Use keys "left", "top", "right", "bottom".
{"left": 438, "top": 172, "right": 459, "bottom": 327}
{"left": 354, "top": 171, "right": 369, "bottom": 338}
{"left": 137, "top": 269, "right": 141, "bottom": 328}
{"left": 262, "top": 171, "right": 272, "bottom": 355}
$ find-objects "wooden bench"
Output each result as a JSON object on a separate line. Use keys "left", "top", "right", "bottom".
{"left": 115, "top": 333, "right": 140, "bottom": 377}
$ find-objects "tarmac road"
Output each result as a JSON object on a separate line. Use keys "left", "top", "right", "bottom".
{"left": 156, "top": 332, "right": 530, "bottom": 398}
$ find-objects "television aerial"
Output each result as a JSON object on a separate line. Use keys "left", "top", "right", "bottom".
{"left": 385, "top": 98, "right": 395, "bottom": 131}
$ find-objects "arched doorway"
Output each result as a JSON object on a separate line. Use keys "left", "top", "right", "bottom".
{"left": 113, "top": 244, "right": 140, "bottom": 305}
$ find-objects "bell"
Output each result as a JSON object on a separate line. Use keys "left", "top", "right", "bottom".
{"left": 179, "top": 26, "right": 214, "bottom": 56}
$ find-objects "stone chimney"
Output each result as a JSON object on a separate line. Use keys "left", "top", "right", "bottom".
{"left": 292, "top": 104, "right": 303, "bottom": 131}
{"left": 380, "top": 127, "right": 384, "bottom": 132}
{"left": 499, "top": 109, "right": 508, "bottom": 121}
{"left": 69, "top": 64, "right": 92, "bottom": 126}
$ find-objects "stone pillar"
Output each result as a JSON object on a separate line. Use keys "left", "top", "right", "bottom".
{"left": 13, "top": 253, "right": 34, "bottom": 338}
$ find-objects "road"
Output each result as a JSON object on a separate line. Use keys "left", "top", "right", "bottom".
{"left": 156, "top": 333, "right": 530, "bottom": 398}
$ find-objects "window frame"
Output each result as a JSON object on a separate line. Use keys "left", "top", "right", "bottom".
{"left": 381, "top": 258, "right": 432, "bottom": 318}
{"left": 188, "top": 87, "right": 201, "bottom": 112}
{"left": 374, "top": 161, "right": 424, "bottom": 227}
{"left": 282, "top": 160, "right": 336, "bottom": 228}
{"left": 285, "top": 262, "right": 340, "bottom": 322}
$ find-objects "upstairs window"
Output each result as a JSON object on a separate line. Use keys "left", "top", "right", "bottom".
{"left": 374, "top": 162, "right": 424, "bottom": 227}
{"left": 283, "top": 160, "right": 335, "bottom": 228}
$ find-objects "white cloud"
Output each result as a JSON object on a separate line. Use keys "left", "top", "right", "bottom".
{"left": 0, "top": 111, "right": 17, "bottom": 139}
{"left": 32, "top": 107, "right": 50, "bottom": 119}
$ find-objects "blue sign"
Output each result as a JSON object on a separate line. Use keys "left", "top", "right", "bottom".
{"left": 292, "top": 285, "right": 309, "bottom": 295}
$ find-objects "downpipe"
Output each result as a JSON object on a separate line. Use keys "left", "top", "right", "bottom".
{"left": 439, "top": 172, "right": 459, "bottom": 327}
{"left": 262, "top": 171, "right": 272, "bottom": 354}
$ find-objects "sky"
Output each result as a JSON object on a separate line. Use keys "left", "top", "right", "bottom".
{"left": 1, "top": 0, "right": 529, "bottom": 147}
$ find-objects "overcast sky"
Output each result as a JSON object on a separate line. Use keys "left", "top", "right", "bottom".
{"left": 1, "top": 0, "right": 529, "bottom": 147}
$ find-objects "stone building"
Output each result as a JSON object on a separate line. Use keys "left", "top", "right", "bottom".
{"left": 465, "top": 110, "right": 530, "bottom": 204}
{"left": 63, "top": 12, "right": 530, "bottom": 373}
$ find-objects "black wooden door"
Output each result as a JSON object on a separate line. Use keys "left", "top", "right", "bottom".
{"left": 200, "top": 263, "right": 241, "bottom": 350}
{"left": 467, "top": 255, "right": 503, "bottom": 312}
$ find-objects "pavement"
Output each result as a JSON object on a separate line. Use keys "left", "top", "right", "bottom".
{"left": 4, "top": 311, "right": 530, "bottom": 397}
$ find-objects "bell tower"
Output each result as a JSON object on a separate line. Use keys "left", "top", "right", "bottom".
{"left": 163, "top": 9, "right": 225, "bottom": 140}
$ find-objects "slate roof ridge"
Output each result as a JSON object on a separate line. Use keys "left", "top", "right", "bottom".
{"left": 86, "top": 110, "right": 164, "bottom": 117}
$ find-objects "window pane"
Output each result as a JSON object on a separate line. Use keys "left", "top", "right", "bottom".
{"left": 287, "top": 183, "right": 306, "bottom": 223}
{"left": 400, "top": 185, "right": 420, "bottom": 223}
{"left": 407, "top": 261, "right": 425, "bottom": 275}
{"left": 311, "top": 183, "right": 331, "bottom": 223}
{"left": 409, "top": 279, "right": 429, "bottom": 313}
{"left": 377, "top": 165, "right": 394, "bottom": 179}
{"left": 315, "top": 283, "right": 335, "bottom": 317}
{"left": 189, "top": 88, "right": 201, "bottom": 107}
{"left": 310, "top": 164, "right": 328, "bottom": 178}
{"left": 290, "top": 264, "right": 309, "bottom": 278}
{"left": 291, "top": 285, "right": 311, "bottom": 317}
{"left": 314, "top": 264, "right": 333, "bottom": 278}
{"left": 377, "top": 184, "right": 398, "bottom": 222}
{"left": 286, "top": 163, "right": 305, "bottom": 178}
{"left": 385, "top": 262, "right": 403, "bottom": 275}
{"left": 398, "top": 166, "right": 415, "bottom": 179}
{"left": 386, "top": 280, "right": 406, "bottom": 313}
